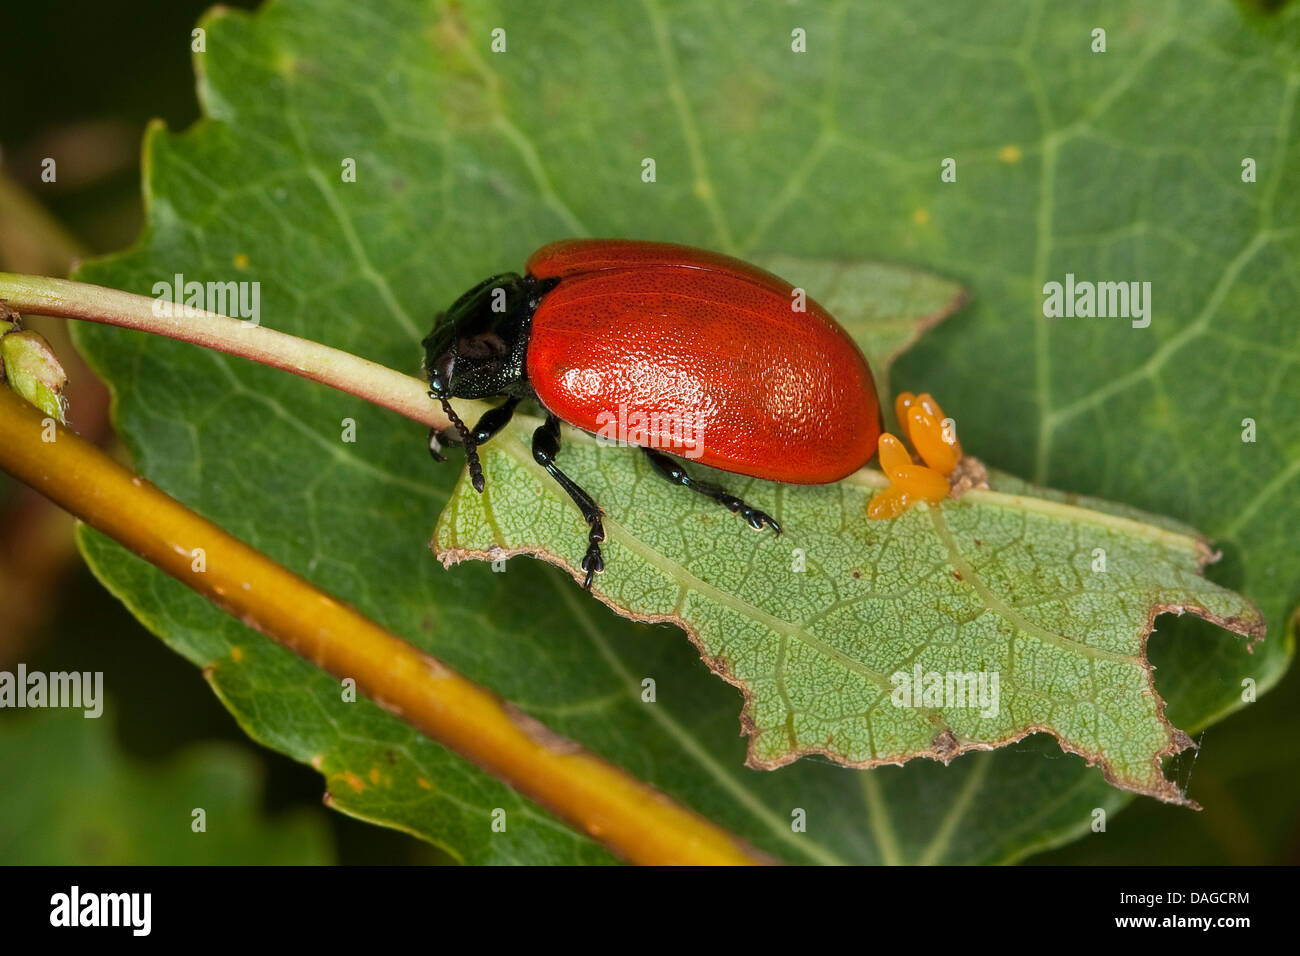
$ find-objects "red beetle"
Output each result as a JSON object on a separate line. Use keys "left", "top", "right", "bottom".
{"left": 424, "top": 239, "right": 882, "bottom": 588}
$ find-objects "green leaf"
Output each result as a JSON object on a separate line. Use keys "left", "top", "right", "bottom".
{"left": 70, "top": 0, "right": 1296, "bottom": 863}
{"left": 0, "top": 710, "right": 333, "bottom": 864}
{"left": 435, "top": 421, "right": 1263, "bottom": 805}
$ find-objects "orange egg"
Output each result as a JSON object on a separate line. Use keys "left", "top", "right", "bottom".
{"left": 905, "top": 404, "right": 959, "bottom": 475}
{"left": 868, "top": 392, "right": 966, "bottom": 521}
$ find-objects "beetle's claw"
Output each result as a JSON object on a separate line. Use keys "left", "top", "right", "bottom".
{"left": 581, "top": 547, "right": 604, "bottom": 590}
{"left": 427, "top": 428, "right": 447, "bottom": 463}
{"left": 741, "top": 506, "right": 780, "bottom": 534}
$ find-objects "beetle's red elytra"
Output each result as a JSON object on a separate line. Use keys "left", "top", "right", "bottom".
{"left": 423, "top": 239, "right": 956, "bottom": 588}
{"left": 525, "top": 240, "right": 882, "bottom": 484}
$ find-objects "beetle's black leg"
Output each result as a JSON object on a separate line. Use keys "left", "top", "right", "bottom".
{"left": 429, "top": 397, "right": 519, "bottom": 488}
{"left": 470, "top": 396, "right": 521, "bottom": 445}
{"left": 532, "top": 414, "right": 605, "bottom": 589}
{"left": 430, "top": 393, "right": 486, "bottom": 492}
{"left": 427, "top": 427, "right": 448, "bottom": 462}
{"left": 642, "top": 447, "right": 781, "bottom": 534}
{"left": 433, "top": 397, "right": 522, "bottom": 457}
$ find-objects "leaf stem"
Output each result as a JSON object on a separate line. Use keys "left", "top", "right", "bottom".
{"left": 0, "top": 272, "right": 462, "bottom": 431}
{"left": 0, "top": 385, "right": 768, "bottom": 865}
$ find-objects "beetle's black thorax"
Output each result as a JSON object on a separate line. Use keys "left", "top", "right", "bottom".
{"left": 423, "top": 272, "right": 558, "bottom": 400}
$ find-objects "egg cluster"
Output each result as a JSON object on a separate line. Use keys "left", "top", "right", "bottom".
{"left": 866, "top": 392, "right": 963, "bottom": 520}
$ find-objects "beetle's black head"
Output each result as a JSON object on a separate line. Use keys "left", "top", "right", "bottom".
{"left": 424, "top": 272, "right": 556, "bottom": 400}
{"left": 423, "top": 271, "right": 555, "bottom": 490}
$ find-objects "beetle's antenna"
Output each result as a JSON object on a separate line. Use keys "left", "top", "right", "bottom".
{"left": 438, "top": 397, "right": 485, "bottom": 493}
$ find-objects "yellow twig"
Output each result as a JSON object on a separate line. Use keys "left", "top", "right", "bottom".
{"left": 0, "top": 386, "right": 768, "bottom": 865}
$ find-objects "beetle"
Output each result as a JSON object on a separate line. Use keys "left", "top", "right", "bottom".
{"left": 424, "top": 239, "right": 883, "bottom": 589}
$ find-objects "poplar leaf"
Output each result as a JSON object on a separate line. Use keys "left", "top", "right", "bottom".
{"left": 436, "top": 434, "right": 1263, "bottom": 805}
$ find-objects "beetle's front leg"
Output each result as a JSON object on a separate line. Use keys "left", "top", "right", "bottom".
{"left": 470, "top": 396, "right": 521, "bottom": 445}
{"left": 427, "top": 427, "right": 449, "bottom": 462}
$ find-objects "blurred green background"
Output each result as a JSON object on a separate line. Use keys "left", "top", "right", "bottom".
{"left": 0, "top": 0, "right": 447, "bottom": 864}
{"left": 1, "top": 0, "right": 1296, "bottom": 865}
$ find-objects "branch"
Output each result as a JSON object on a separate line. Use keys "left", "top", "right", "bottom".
{"left": 0, "top": 385, "right": 767, "bottom": 865}
{"left": 0, "top": 272, "right": 465, "bottom": 431}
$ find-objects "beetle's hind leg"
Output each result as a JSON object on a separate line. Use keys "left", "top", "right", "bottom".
{"left": 532, "top": 414, "right": 606, "bottom": 589}
{"left": 642, "top": 448, "right": 781, "bottom": 534}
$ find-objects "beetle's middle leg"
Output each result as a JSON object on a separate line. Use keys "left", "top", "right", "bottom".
{"left": 532, "top": 413, "right": 605, "bottom": 589}
{"left": 641, "top": 448, "right": 781, "bottom": 534}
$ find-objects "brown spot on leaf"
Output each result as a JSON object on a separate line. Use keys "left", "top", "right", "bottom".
{"left": 948, "top": 455, "right": 990, "bottom": 498}
{"left": 932, "top": 729, "right": 960, "bottom": 763}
